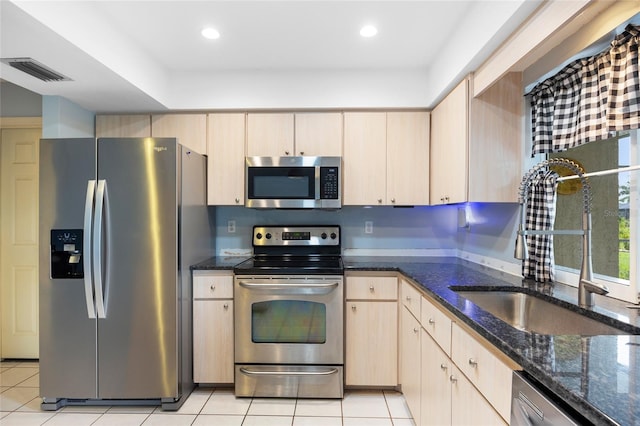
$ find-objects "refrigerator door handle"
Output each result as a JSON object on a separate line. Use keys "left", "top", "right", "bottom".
{"left": 93, "top": 179, "right": 107, "bottom": 319}
{"left": 83, "top": 180, "right": 97, "bottom": 319}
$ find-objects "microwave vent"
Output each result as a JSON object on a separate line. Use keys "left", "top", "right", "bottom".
{"left": 1, "top": 57, "right": 71, "bottom": 82}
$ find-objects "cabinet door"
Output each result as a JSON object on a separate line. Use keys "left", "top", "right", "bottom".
{"left": 152, "top": 114, "right": 207, "bottom": 155}
{"left": 193, "top": 300, "right": 234, "bottom": 384}
{"left": 430, "top": 79, "right": 468, "bottom": 205}
{"left": 421, "top": 329, "right": 451, "bottom": 426}
{"left": 246, "top": 113, "right": 294, "bottom": 156}
{"left": 387, "top": 112, "right": 430, "bottom": 205}
{"left": 400, "top": 307, "right": 421, "bottom": 424}
{"left": 207, "top": 113, "right": 246, "bottom": 205}
{"left": 345, "top": 301, "right": 397, "bottom": 386}
{"left": 450, "top": 364, "right": 507, "bottom": 426}
{"left": 343, "top": 112, "right": 387, "bottom": 205}
{"left": 294, "top": 112, "right": 343, "bottom": 156}
{"left": 421, "top": 295, "right": 452, "bottom": 356}
{"left": 468, "top": 72, "right": 522, "bottom": 202}
{"left": 96, "top": 115, "right": 151, "bottom": 138}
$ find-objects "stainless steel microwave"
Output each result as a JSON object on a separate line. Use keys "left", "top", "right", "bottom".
{"left": 245, "top": 156, "right": 342, "bottom": 209}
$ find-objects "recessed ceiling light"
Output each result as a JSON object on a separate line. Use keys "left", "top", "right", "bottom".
{"left": 360, "top": 25, "right": 377, "bottom": 38}
{"left": 201, "top": 27, "right": 220, "bottom": 40}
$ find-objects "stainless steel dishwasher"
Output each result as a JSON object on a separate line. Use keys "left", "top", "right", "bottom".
{"left": 511, "top": 372, "right": 586, "bottom": 425}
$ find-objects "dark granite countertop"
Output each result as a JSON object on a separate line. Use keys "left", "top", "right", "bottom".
{"left": 192, "top": 255, "right": 640, "bottom": 425}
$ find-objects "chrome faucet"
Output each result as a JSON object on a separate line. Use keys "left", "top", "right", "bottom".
{"left": 514, "top": 158, "right": 608, "bottom": 308}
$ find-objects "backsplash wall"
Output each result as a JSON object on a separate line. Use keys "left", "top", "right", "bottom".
{"left": 213, "top": 204, "right": 522, "bottom": 263}
{"left": 213, "top": 205, "right": 462, "bottom": 255}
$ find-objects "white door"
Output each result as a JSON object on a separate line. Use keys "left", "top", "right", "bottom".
{"left": 1, "top": 127, "right": 40, "bottom": 359}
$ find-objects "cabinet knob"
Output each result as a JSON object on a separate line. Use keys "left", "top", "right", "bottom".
{"left": 391, "top": 198, "right": 395, "bottom": 203}
{"left": 210, "top": 285, "right": 215, "bottom": 291}
{"left": 377, "top": 198, "right": 382, "bottom": 204}
{"left": 440, "top": 363, "right": 447, "bottom": 371}
{"left": 445, "top": 196, "right": 450, "bottom": 202}
{"left": 406, "top": 296, "right": 411, "bottom": 301}
{"left": 300, "top": 151, "right": 304, "bottom": 155}
{"left": 449, "top": 375, "right": 457, "bottom": 383}
{"left": 223, "top": 303, "right": 229, "bottom": 310}
{"left": 468, "top": 358, "right": 478, "bottom": 367}
{"left": 285, "top": 151, "right": 290, "bottom": 155}
{"left": 413, "top": 327, "right": 419, "bottom": 334}
{"left": 369, "top": 285, "right": 375, "bottom": 292}
{"left": 428, "top": 318, "right": 435, "bottom": 325}
{"left": 440, "top": 197, "right": 445, "bottom": 202}
{"left": 235, "top": 198, "right": 240, "bottom": 204}
{"left": 351, "top": 304, "right": 357, "bottom": 312}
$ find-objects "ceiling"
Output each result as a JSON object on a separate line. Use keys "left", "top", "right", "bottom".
{"left": 0, "top": 0, "right": 542, "bottom": 113}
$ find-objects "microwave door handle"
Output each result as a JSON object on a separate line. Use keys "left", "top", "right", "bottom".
{"left": 83, "top": 180, "right": 97, "bottom": 319}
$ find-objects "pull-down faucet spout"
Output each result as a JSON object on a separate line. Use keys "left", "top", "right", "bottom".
{"left": 515, "top": 158, "right": 608, "bottom": 308}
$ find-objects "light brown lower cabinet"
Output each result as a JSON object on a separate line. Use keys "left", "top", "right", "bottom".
{"left": 399, "top": 283, "right": 519, "bottom": 425}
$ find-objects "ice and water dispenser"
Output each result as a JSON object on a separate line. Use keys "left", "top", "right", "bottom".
{"left": 50, "top": 229, "right": 83, "bottom": 279}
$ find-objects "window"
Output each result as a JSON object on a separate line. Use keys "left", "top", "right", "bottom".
{"left": 551, "top": 131, "right": 639, "bottom": 303}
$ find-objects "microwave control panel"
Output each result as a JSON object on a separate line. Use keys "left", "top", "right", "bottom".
{"left": 320, "top": 167, "right": 339, "bottom": 200}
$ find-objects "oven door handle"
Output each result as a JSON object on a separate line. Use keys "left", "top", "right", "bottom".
{"left": 237, "top": 280, "right": 340, "bottom": 295}
{"left": 239, "top": 367, "right": 339, "bottom": 377}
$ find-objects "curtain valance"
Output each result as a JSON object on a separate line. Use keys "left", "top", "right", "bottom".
{"left": 529, "top": 24, "right": 640, "bottom": 156}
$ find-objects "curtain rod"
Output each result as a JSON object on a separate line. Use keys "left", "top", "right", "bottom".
{"left": 556, "top": 164, "right": 640, "bottom": 181}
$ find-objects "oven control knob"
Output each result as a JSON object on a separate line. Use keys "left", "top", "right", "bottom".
{"left": 321, "top": 232, "right": 327, "bottom": 239}
{"left": 256, "top": 233, "right": 263, "bottom": 240}
{"left": 266, "top": 233, "right": 272, "bottom": 239}
{"left": 330, "top": 232, "right": 337, "bottom": 240}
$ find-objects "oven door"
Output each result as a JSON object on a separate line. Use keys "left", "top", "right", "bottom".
{"left": 234, "top": 275, "right": 343, "bottom": 365}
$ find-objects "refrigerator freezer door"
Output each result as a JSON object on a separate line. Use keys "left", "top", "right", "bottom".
{"left": 39, "top": 138, "right": 98, "bottom": 399}
{"left": 96, "top": 138, "right": 179, "bottom": 399}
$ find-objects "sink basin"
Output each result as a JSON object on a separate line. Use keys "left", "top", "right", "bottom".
{"left": 454, "top": 289, "right": 628, "bottom": 335}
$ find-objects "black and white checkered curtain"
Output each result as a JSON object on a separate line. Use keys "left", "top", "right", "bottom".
{"left": 522, "top": 169, "right": 559, "bottom": 282}
{"left": 529, "top": 24, "right": 640, "bottom": 155}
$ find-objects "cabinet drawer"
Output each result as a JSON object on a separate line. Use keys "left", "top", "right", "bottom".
{"left": 346, "top": 276, "right": 397, "bottom": 300}
{"left": 193, "top": 272, "right": 233, "bottom": 299}
{"left": 421, "top": 295, "right": 452, "bottom": 356}
{"left": 401, "top": 279, "right": 421, "bottom": 319}
{"left": 451, "top": 322, "right": 516, "bottom": 421}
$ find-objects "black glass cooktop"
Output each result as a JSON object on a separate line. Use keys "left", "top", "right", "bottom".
{"left": 233, "top": 255, "right": 344, "bottom": 275}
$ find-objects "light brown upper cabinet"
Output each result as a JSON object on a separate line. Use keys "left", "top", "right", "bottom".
{"left": 151, "top": 114, "right": 207, "bottom": 155}
{"left": 430, "top": 73, "right": 522, "bottom": 205}
{"left": 430, "top": 79, "right": 469, "bottom": 205}
{"left": 96, "top": 115, "right": 151, "bottom": 138}
{"left": 246, "top": 112, "right": 342, "bottom": 157}
{"left": 344, "top": 111, "right": 430, "bottom": 206}
{"left": 207, "top": 113, "right": 246, "bottom": 206}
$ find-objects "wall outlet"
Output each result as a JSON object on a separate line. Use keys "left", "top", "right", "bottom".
{"left": 365, "top": 221, "right": 373, "bottom": 234}
{"left": 227, "top": 220, "right": 236, "bottom": 233}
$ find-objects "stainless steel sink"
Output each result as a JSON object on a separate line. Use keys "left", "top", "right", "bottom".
{"left": 454, "top": 290, "right": 628, "bottom": 335}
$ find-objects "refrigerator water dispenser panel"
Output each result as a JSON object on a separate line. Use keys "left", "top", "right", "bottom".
{"left": 50, "top": 229, "right": 83, "bottom": 279}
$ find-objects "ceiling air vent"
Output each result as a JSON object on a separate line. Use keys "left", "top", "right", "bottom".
{"left": 1, "top": 57, "right": 71, "bottom": 82}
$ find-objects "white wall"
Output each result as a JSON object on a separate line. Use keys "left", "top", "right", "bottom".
{"left": 42, "top": 96, "right": 94, "bottom": 138}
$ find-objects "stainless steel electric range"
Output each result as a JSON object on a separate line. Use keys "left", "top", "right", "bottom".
{"left": 233, "top": 225, "right": 344, "bottom": 398}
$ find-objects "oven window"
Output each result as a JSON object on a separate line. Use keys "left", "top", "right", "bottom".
{"left": 248, "top": 167, "right": 315, "bottom": 199}
{"left": 251, "top": 300, "right": 326, "bottom": 344}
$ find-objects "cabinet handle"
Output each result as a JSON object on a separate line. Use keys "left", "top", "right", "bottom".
{"left": 413, "top": 327, "right": 419, "bottom": 334}
{"left": 369, "top": 285, "right": 375, "bottom": 292}
{"left": 351, "top": 304, "right": 357, "bottom": 312}
{"left": 210, "top": 285, "right": 215, "bottom": 291}
{"left": 449, "top": 375, "right": 457, "bottom": 383}
{"left": 428, "top": 318, "right": 435, "bottom": 325}
{"left": 440, "top": 364, "right": 447, "bottom": 371}
{"left": 468, "top": 358, "right": 478, "bottom": 367}
{"left": 223, "top": 303, "right": 229, "bottom": 310}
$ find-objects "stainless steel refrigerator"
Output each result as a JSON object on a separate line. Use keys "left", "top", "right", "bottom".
{"left": 39, "top": 137, "right": 213, "bottom": 410}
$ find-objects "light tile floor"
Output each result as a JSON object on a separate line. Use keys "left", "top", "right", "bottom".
{"left": 1, "top": 360, "right": 416, "bottom": 426}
